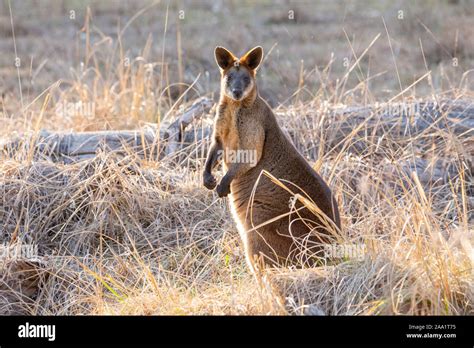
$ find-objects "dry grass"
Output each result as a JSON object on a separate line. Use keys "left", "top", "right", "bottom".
{"left": 0, "top": 1, "right": 473, "bottom": 315}
{"left": 1, "top": 95, "right": 472, "bottom": 315}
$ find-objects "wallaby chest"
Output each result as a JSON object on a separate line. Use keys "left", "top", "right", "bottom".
{"left": 215, "top": 103, "right": 243, "bottom": 152}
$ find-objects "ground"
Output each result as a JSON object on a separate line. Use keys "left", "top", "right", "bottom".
{"left": 0, "top": 0, "right": 472, "bottom": 315}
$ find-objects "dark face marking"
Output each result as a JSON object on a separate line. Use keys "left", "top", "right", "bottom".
{"left": 224, "top": 66, "right": 253, "bottom": 101}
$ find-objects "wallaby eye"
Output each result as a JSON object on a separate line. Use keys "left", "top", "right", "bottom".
{"left": 243, "top": 77, "right": 250, "bottom": 84}
{"left": 227, "top": 75, "right": 233, "bottom": 82}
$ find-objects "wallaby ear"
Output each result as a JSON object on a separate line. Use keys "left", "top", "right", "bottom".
{"left": 215, "top": 46, "right": 237, "bottom": 70}
{"left": 241, "top": 46, "right": 263, "bottom": 70}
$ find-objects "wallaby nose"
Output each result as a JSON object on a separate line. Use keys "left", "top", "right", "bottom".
{"left": 232, "top": 89, "right": 243, "bottom": 99}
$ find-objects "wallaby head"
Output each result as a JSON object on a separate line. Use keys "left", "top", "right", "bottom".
{"left": 214, "top": 46, "right": 263, "bottom": 101}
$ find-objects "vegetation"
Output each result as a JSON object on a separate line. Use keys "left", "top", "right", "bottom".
{"left": 0, "top": 0, "right": 472, "bottom": 315}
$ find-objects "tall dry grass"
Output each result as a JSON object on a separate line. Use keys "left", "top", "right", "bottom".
{"left": 0, "top": 2, "right": 472, "bottom": 315}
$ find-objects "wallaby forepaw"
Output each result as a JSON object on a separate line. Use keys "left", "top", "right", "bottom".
{"left": 216, "top": 182, "right": 231, "bottom": 197}
{"left": 203, "top": 173, "right": 217, "bottom": 190}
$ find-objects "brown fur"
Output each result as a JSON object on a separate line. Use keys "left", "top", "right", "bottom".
{"left": 203, "top": 46, "right": 341, "bottom": 269}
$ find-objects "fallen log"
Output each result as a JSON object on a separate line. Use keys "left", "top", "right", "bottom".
{"left": 283, "top": 99, "right": 474, "bottom": 159}
{"left": 2, "top": 97, "right": 213, "bottom": 163}
{"left": 1, "top": 99, "right": 472, "bottom": 186}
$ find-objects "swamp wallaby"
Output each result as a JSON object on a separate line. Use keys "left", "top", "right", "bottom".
{"left": 203, "top": 46, "right": 341, "bottom": 269}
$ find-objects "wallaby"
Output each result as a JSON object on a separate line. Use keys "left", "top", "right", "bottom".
{"left": 203, "top": 46, "right": 341, "bottom": 269}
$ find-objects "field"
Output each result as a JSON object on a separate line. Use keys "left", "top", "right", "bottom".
{"left": 0, "top": 0, "right": 472, "bottom": 315}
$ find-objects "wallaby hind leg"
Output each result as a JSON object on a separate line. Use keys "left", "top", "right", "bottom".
{"left": 245, "top": 224, "right": 294, "bottom": 267}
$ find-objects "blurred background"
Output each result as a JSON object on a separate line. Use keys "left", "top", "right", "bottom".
{"left": 0, "top": 0, "right": 473, "bottom": 129}
{"left": 0, "top": 0, "right": 472, "bottom": 316}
